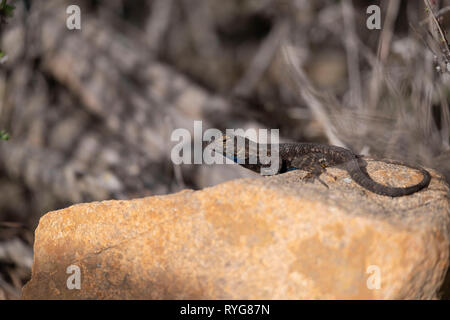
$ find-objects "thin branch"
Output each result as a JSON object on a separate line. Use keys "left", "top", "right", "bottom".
{"left": 368, "top": 0, "right": 401, "bottom": 110}
{"left": 341, "top": 0, "right": 363, "bottom": 109}
{"left": 232, "top": 20, "right": 290, "bottom": 97}
{"left": 282, "top": 45, "right": 345, "bottom": 147}
{"left": 145, "top": 0, "right": 173, "bottom": 52}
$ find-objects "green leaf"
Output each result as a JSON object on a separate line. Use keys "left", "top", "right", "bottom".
{"left": 4, "top": 4, "right": 14, "bottom": 16}
{"left": 0, "top": 130, "right": 10, "bottom": 141}
{"left": 0, "top": 51, "right": 4, "bottom": 58}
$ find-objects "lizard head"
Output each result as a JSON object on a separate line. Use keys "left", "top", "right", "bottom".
{"left": 205, "top": 134, "right": 254, "bottom": 163}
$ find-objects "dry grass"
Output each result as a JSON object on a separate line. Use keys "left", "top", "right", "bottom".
{"left": 0, "top": 0, "right": 449, "bottom": 299}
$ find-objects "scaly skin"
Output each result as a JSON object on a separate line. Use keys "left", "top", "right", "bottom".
{"left": 208, "top": 135, "right": 431, "bottom": 197}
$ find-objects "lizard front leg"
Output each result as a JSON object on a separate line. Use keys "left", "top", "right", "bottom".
{"left": 289, "top": 154, "right": 331, "bottom": 188}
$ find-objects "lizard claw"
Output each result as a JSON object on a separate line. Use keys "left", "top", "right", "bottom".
{"left": 317, "top": 177, "right": 330, "bottom": 188}
{"left": 301, "top": 172, "right": 329, "bottom": 188}
{"left": 324, "top": 171, "right": 337, "bottom": 181}
{"left": 301, "top": 172, "right": 316, "bottom": 183}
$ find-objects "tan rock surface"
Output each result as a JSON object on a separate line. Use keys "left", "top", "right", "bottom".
{"left": 22, "top": 161, "right": 450, "bottom": 299}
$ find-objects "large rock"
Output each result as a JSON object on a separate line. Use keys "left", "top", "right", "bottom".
{"left": 22, "top": 161, "right": 450, "bottom": 299}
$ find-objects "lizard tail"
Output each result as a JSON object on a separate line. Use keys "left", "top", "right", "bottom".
{"left": 345, "top": 158, "right": 431, "bottom": 197}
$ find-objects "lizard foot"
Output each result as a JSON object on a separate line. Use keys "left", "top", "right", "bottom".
{"left": 323, "top": 171, "right": 337, "bottom": 181}
{"left": 301, "top": 172, "right": 330, "bottom": 188}
{"left": 301, "top": 171, "right": 316, "bottom": 183}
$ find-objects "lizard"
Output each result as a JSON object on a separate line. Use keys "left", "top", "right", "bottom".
{"left": 206, "top": 134, "right": 431, "bottom": 197}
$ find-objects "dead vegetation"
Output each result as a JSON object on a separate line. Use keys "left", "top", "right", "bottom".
{"left": 0, "top": 0, "right": 449, "bottom": 299}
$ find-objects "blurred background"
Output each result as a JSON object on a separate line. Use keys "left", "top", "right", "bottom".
{"left": 0, "top": 0, "right": 449, "bottom": 299}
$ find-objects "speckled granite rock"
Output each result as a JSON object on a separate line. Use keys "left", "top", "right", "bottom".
{"left": 22, "top": 162, "right": 450, "bottom": 299}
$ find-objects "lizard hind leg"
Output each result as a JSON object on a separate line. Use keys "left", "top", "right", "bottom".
{"left": 290, "top": 155, "right": 330, "bottom": 188}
